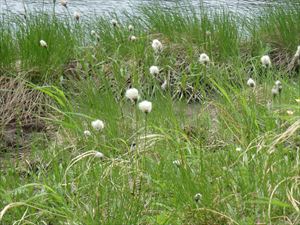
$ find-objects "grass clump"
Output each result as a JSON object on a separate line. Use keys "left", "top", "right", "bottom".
{"left": 0, "top": 1, "right": 300, "bottom": 224}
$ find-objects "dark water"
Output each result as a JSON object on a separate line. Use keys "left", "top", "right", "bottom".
{"left": 0, "top": 0, "right": 282, "bottom": 16}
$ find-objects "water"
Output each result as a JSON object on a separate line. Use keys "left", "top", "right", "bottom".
{"left": 0, "top": 0, "right": 281, "bottom": 16}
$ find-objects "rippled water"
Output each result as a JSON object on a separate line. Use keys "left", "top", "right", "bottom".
{"left": 0, "top": 0, "right": 282, "bottom": 16}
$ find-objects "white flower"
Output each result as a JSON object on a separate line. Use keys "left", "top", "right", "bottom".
{"left": 128, "top": 25, "right": 134, "bottom": 31}
{"left": 286, "top": 110, "right": 294, "bottom": 115}
{"left": 199, "top": 53, "right": 210, "bottom": 64}
{"left": 129, "top": 35, "right": 137, "bottom": 41}
{"left": 149, "top": 66, "right": 159, "bottom": 75}
{"left": 275, "top": 80, "right": 281, "bottom": 86}
{"left": 111, "top": 19, "right": 118, "bottom": 27}
{"left": 261, "top": 55, "right": 272, "bottom": 68}
{"left": 91, "top": 30, "right": 96, "bottom": 36}
{"left": 130, "top": 142, "right": 136, "bottom": 151}
{"left": 151, "top": 39, "right": 163, "bottom": 53}
{"left": 60, "top": 0, "right": 67, "bottom": 7}
{"left": 91, "top": 119, "right": 105, "bottom": 131}
{"left": 94, "top": 151, "right": 104, "bottom": 159}
{"left": 125, "top": 88, "right": 139, "bottom": 102}
{"left": 296, "top": 99, "right": 300, "bottom": 103}
{"left": 138, "top": 100, "right": 152, "bottom": 114}
{"left": 295, "top": 45, "right": 300, "bottom": 57}
{"left": 173, "top": 160, "right": 181, "bottom": 167}
{"left": 247, "top": 78, "right": 256, "bottom": 88}
{"left": 39, "top": 40, "right": 48, "bottom": 48}
{"left": 161, "top": 80, "right": 167, "bottom": 90}
{"left": 194, "top": 193, "right": 202, "bottom": 203}
{"left": 271, "top": 86, "right": 279, "bottom": 97}
{"left": 275, "top": 80, "right": 282, "bottom": 93}
{"left": 84, "top": 130, "right": 91, "bottom": 136}
{"left": 74, "top": 11, "right": 80, "bottom": 21}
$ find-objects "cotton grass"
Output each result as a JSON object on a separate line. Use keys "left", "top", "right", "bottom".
{"left": 74, "top": 11, "right": 80, "bottom": 21}
{"left": 84, "top": 130, "right": 91, "bottom": 136}
{"left": 149, "top": 66, "right": 159, "bottom": 75}
{"left": 91, "top": 120, "right": 105, "bottom": 131}
{"left": 261, "top": 55, "right": 272, "bottom": 68}
{"left": 247, "top": 78, "right": 256, "bottom": 88}
{"left": 91, "top": 30, "right": 96, "bottom": 36}
{"left": 125, "top": 88, "right": 139, "bottom": 103}
{"left": 129, "top": 35, "right": 137, "bottom": 41}
{"left": 111, "top": 19, "right": 118, "bottom": 27}
{"left": 151, "top": 39, "right": 163, "bottom": 53}
{"left": 138, "top": 100, "right": 152, "bottom": 114}
{"left": 199, "top": 53, "right": 210, "bottom": 64}
{"left": 60, "top": 0, "right": 67, "bottom": 8}
{"left": 271, "top": 86, "right": 279, "bottom": 97}
{"left": 39, "top": 40, "right": 48, "bottom": 48}
{"left": 128, "top": 25, "right": 134, "bottom": 31}
{"left": 275, "top": 80, "right": 282, "bottom": 93}
{"left": 194, "top": 193, "right": 202, "bottom": 203}
{"left": 94, "top": 151, "right": 104, "bottom": 159}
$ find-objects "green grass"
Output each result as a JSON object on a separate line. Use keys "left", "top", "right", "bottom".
{"left": 0, "top": 1, "right": 300, "bottom": 224}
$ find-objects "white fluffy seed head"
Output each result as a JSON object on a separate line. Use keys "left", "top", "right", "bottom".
{"left": 138, "top": 100, "right": 152, "bottom": 114}
{"left": 271, "top": 86, "right": 279, "bottom": 97}
{"left": 275, "top": 80, "right": 281, "bottom": 86}
{"left": 91, "top": 30, "right": 96, "bottom": 36}
{"left": 129, "top": 35, "right": 137, "bottom": 41}
{"left": 125, "top": 88, "right": 139, "bottom": 102}
{"left": 261, "top": 55, "right": 272, "bottom": 68}
{"left": 151, "top": 39, "right": 163, "bottom": 53}
{"left": 247, "top": 78, "right": 256, "bottom": 88}
{"left": 74, "top": 11, "right": 80, "bottom": 21}
{"left": 275, "top": 80, "right": 282, "bottom": 93}
{"left": 295, "top": 45, "right": 300, "bottom": 57}
{"left": 84, "top": 130, "right": 91, "bottom": 136}
{"left": 39, "top": 40, "right": 47, "bottom": 48}
{"left": 199, "top": 53, "right": 210, "bottom": 64}
{"left": 128, "top": 25, "right": 134, "bottom": 31}
{"left": 111, "top": 19, "right": 118, "bottom": 27}
{"left": 91, "top": 119, "right": 105, "bottom": 131}
{"left": 194, "top": 193, "right": 202, "bottom": 202}
{"left": 94, "top": 151, "right": 104, "bottom": 159}
{"left": 60, "top": 0, "right": 67, "bottom": 7}
{"left": 149, "top": 66, "right": 159, "bottom": 75}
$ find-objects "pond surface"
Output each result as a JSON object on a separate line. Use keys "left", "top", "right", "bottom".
{"left": 0, "top": 0, "right": 282, "bottom": 16}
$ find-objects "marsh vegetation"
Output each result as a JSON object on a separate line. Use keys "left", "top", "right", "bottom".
{"left": 0, "top": 1, "right": 299, "bottom": 224}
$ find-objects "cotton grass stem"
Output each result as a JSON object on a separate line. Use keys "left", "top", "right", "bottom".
{"left": 132, "top": 102, "right": 140, "bottom": 196}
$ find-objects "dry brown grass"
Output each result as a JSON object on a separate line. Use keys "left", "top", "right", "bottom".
{"left": 0, "top": 76, "right": 48, "bottom": 151}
